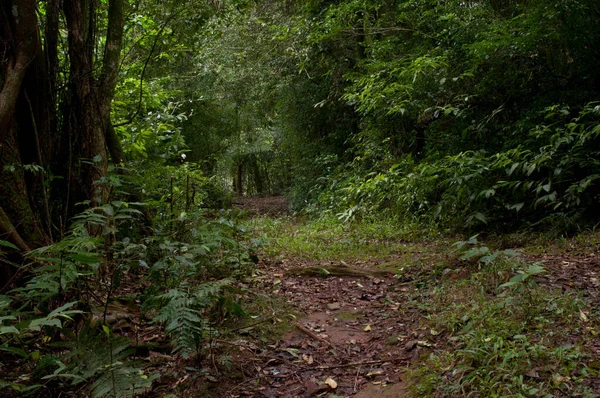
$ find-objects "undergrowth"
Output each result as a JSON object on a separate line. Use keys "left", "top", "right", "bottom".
{"left": 408, "top": 236, "right": 599, "bottom": 397}
{"left": 0, "top": 170, "right": 255, "bottom": 397}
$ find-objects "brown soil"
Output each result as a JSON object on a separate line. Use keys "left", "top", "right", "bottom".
{"left": 204, "top": 251, "right": 436, "bottom": 398}
{"left": 200, "top": 199, "right": 599, "bottom": 397}
{"left": 233, "top": 196, "right": 290, "bottom": 216}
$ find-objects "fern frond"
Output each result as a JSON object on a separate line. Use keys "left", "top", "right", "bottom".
{"left": 91, "top": 365, "right": 156, "bottom": 398}
{"left": 153, "top": 280, "right": 231, "bottom": 358}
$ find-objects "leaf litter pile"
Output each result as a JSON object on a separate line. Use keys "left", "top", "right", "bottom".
{"left": 215, "top": 248, "right": 600, "bottom": 397}
{"left": 230, "top": 257, "right": 425, "bottom": 398}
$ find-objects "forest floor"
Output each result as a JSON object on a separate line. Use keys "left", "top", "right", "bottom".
{"left": 188, "top": 197, "right": 600, "bottom": 398}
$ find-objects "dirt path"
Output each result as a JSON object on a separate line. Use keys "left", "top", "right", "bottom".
{"left": 238, "top": 258, "right": 422, "bottom": 398}
{"left": 222, "top": 198, "right": 433, "bottom": 397}
{"left": 219, "top": 197, "right": 600, "bottom": 397}
{"left": 233, "top": 196, "right": 290, "bottom": 216}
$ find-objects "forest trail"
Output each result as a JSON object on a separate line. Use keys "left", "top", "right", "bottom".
{"left": 222, "top": 196, "right": 417, "bottom": 397}
{"left": 240, "top": 255, "right": 418, "bottom": 397}
{"left": 213, "top": 197, "right": 600, "bottom": 398}
{"left": 233, "top": 196, "right": 291, "bottom": 216}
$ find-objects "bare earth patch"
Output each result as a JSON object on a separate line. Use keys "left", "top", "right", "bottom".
{"left": 233, "top": 196, "right": 290, "bottom": 216}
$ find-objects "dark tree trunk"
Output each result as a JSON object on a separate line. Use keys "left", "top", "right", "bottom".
{"left": 235, "top": 163, "right": 243, "bottom": 196}
{"left": 0, "top": 0, "right": 125, "bottom": 263}
{"left": 0, "top": 0, "right": 49, "bottom": 253}
{"left": 57, "top": 0, "right": 124, "bottom": 216}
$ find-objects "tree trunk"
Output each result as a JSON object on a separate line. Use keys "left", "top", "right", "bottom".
{"left": 1, "top": 0, "right": 125, "bottom": 251}
{"left": 61, "top": 0, "right": 124, "bottom": 211}
{"left": 235, "top": 163, "right": 244, "bottom": 196}
{"left": 0, "top": 0, "right": 38, "bottom": 139}
{"left": 0, "top": 0, "right": 49, "bottom": 249}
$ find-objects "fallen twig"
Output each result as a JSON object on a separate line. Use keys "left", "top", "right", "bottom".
{"left": 231, "top": 316, "right": 274, "bottom": 332}
{"left": 354, "top": 365, "right": 362, "bottom": 392}
{"left": 295, "top": 322, "right": 333, "bottom": 347}
{"left": 302, "top": 357, "right": 410, "bottom": 371}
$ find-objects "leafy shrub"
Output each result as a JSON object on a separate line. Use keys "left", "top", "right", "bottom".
{"left": 311, "top": 103, "right": 600, "bottom": 232}
{"left": 0, "top": 169, "right": 252, "bottom": 396}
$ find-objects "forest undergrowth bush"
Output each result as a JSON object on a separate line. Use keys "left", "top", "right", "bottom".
{"left": 0, "top": 170, "right": 254, "bottom": 397}
{"left": 310, "top": 103, "right": 600, "bottom": 234}
{"left": 407, "top": 236, "right": 598, "bottom": 397}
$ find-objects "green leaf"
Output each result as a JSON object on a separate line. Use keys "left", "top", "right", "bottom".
{"left": 28, "top": 318, "right": 62, "bottom": 331}
{"left": 0, "top": 346, "right": 29, "bottom": 358}
{"left": 102, "top": 204, "right": 114, "bottom": 216}
{"left": 0, "top": 326, "right": 20, "bottom": 335}
{"left": 47, "top": 301, "right": 81, "bottom": 318}
{"left": 0, "top": 240, "right": 18, "bottom": 250}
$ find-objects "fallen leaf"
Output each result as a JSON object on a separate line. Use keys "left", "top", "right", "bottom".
{"left": 206, "top": 375, "right": 218, "bottom": 382}
{"left": 525, "top": 369, "right": 540, "bottom": 378}
{"left": 302, "top": 354, "right": 314, "bottom": 364}
{"left": 366, "top": 370, "right": 384, "bottom": 378}
{"left": 405, "top": 340, "right": 418, "bottom": 351}
{"left": 430, "top": 329, "right": 440, "bottom": 336}
{"left": 324, "top": 377, "right": 338, "bottom": 389}
{"left": 580, "top": 310, "right": 589, "bottom": 322}
{"left": 364, "top": 325, "right": 372, "bottom": 332}
{"left": 554, "top": 375, "right": 571, "bottom": 384}
{"left": 284, "top": 348, "right": 299, "bottom": 358}
{"left": 304, "top": 379, "right": 320, "bottom": 396}
{"left": 417, "top": 340, "right": 432, "bottom": 347}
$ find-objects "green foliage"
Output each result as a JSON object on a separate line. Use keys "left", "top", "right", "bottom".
{"left": 249, "top": 215, "right": 440, "bottom": 262}
{"left": 184, "top": 0, "right": 600, "bottom": 233}
{"left": 307, "top": 102, "right": 600, "bottom": 232}
{"left": 48, "top": 325, "right": 156, "bottom": 398}
{"left": 151, "top": 280, "right": 232, "bottom": 358}
{"left": 0, "top": 164, "right": 252, "bottom": 396}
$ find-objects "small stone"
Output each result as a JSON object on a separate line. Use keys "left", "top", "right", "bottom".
{"left": 405, "top": 340, "right": 418, "bottom": 351}
{"left": 327, "top": 302, "right": 341, "bottom": 310}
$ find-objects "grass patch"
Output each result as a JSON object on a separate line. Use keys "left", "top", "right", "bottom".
{"left": 248, "top": 215, "right": 449, "bottom": 262}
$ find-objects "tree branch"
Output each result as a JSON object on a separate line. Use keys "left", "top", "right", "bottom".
{"left": 0, "top": 207, "right": 31, "bottom": 252}
{"left": 114, "top": 13, "right": 179, "bottom": 128}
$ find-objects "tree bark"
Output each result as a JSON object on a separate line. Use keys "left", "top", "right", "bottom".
{"left": 0, "top": 0, "right": 38, "bottom": 139}
{"left": 0, "top": 0, "right": 50, "bottom": 250}
{"left": 62, "top": 0, "right": 125, "bottom": 208}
